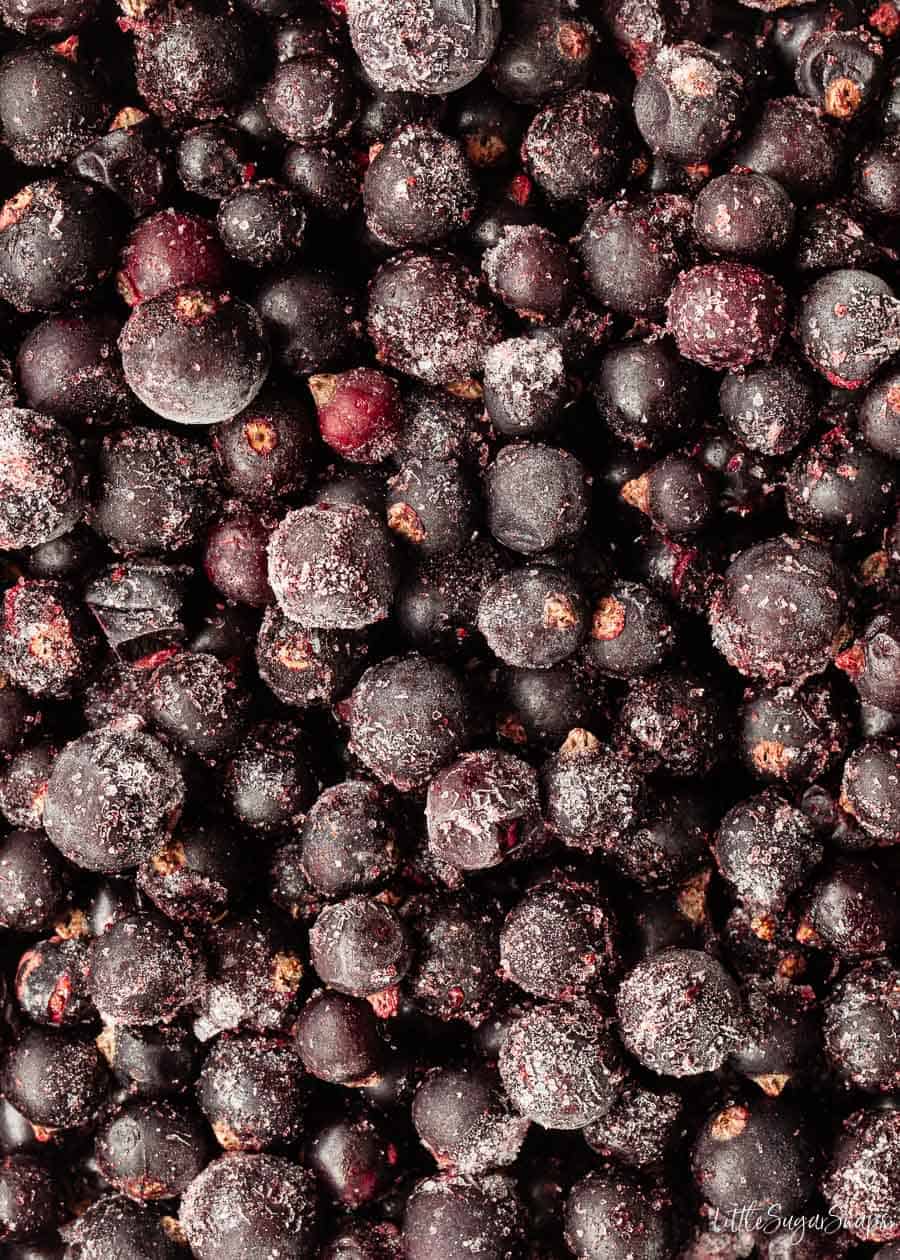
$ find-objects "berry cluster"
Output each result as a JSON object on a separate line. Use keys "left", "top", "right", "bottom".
{"left": 0, "top": 0, "right": 897, "bottom": 1258}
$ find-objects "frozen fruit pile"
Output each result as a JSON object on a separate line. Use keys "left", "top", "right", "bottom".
{"left": 0, "top": 0, "right": 899, "bottom": 1257}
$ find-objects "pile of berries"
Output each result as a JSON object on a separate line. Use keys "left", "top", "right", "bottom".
{"left": 0, "top": 0, "right": 898, "bottom": 1257}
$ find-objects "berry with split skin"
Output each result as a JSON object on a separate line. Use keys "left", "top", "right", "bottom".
{"left": 795, "top": 27, "right": 885, "bottom": 119}
{"left": 15, "top": 935, "right": 94, "bottom": 1027}
{"left": 837, "top": 612, "right": 900, "bottom": 714}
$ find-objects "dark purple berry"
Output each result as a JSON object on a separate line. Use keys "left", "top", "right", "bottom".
{"left": 579, "top": 194, "right": 693, "bottom": 321}
{"left": 88, "top": 908, "right": 205, "bottom": 1026}
{"left": 348, "top": 0, "right": 501, "bottom": 95}
{"left": 426, "top": 748, "right": 543, "bottom": 871}
{"left": 199, "top": 1032, "right": 305, "bottom": 1151}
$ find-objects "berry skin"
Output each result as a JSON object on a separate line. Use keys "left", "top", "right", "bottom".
{"left": 667, "top": 262, "right": 786, "bottom": 371}
{"left": 412, "top": 1065, "right": 530, "bottom": 1174}
{"left": 119, "top": 287, "right": 270, "bottom": 425}
{"left": 44, "top": 722, "right": 184, "bottom": 873}
{"left": 719, "top": 355, "right": 819, "bottom": 456}
{"left": 822, "top": 1109, "right": 900, "bottom": 1242}
{"left": 498, "top": 999, "right": 625, "bottom": 1130}
{"left": 621, "top": 453, "right": 718, "bottom": 536}
{"left": 404, "top": 1173, "right": 525, "bottom": 1260}
{"left": 364, "top": 125, "right": 477, "bottom": 249}
{"left": 283, "top": 142, "right": 361, "bottom": 220}
{"left": 482, "top": 334, "right": 568, "bottom": 439}
{"left": 477, "top": 566, "right": 588, "bottom": 670}
{"left": 583, "top": 1085, "right": 683, "bottom": 1170}
{"left": 619, "top": 672, "right": 728, "bottom": 778}
{"left": 204, "top": 509, "right": 273, "bottom": 608}
{"left": 709, "top": 535, "right": 850, "bottom": 684}
{"left": 198, "top": 1032, "right": 306, "bottom": 1151}
{"left": 0, "top": 178, "right": 121, "bottom": 313}
{"left": 15, "top": 934, "right": 94, "bottom": 1027}
{"left": 101, "top": 1023, "right": 200, "bottom": 1099}
{"left": 483, "top": 223, "right": 576, "bottom": 323}
{"left": 738, "top": 681, "right": 850, "bottom": 784}
{"left": 17, "top": 313, "right": 134, "bottom": 428}
{"left": 310, "top": 367, "right": 402, "bottom": 464}
{"left": 88, "top": 909, "right": 205, "bottom": 1026}
{"left": 795, "top": 27, "right": 885, "bottom": 118}
{"left": 0, "top": 831, "right": 68, "bottom": 932}
{"left": 117, "top": 210, "right": 227, "bottom": 307}
{"left": 564, "top": 1167, "right": 672, "bottom": 1260}
{"left": 404, "top": 894, "right": 499, "bottom": 1027}
{"left": 799, "top": 858, "right": 900, "bottom": 956}
{"left": 258, "top": 266, "right": 364, "bottom": 377}
{"left": 0, "top": 409, "right": 84, "bottom": 551}
{"left": 837, "top": 612, "right": 900, "bottom": 714}
{"left": 426, "top": 748, "right": 544, "bottom": 871}
{"left": 256, "top": 608, "right": 368, "bottom": 710}
{"left": 133, "top": 3, "right": 253, "bottom": 122}
{"left": 856, "top": 135, "right": 900, "bottom": 219}
{"left": 94, "top": 1098, "right": 210, "bottom": 1201}
{"left": 840, "top": 738, "right": 900, "bottom": 842}
{"left": 735, "top": 96, "right": 844, "bottom": 202}
{"left": 0, "top": 0, "right": 101, "bottom": 34}
{"left": 60, "top": 1193, "right": 184, "bottom": 1258}
{"left": 0, "top": 45, "right": 107, "bottom": 166}
{"left": 715, "top": 790, "right": 823, "bottom": 931}
{"left": 693, "top": 171, "right": 795, "bottom": 260}
{"left": 523, "top": 89, "right": 623, "bottom": 205}
{"left": 616, "top": 949, "right": 746, "bottom": 1077}
{"left": 348, "top": 653, "right": 473, "bottom": 792}
{"left": 264, "top": 54, "right": 357, "bottom": 144}
{"left": 300, "top": 776, "right": 398, "bottom": 897}
{"left": 823, "top": 959, "right": 900, "bottom": 1091}
{"left": 497, "top": 663, "right": 592, "bottom": 750}
{"left": 179, "top": 1153, "right": 319, "bottom": 1260}
{"left": 177, "top": 122, "right": 255, "bottom": 200}
{"left": 583, "top": 580, "right": 676, "bottom": 680}
{"left": 786, "top": 426, "right": 896, "bottom": 540}
{"left": 542, "top": 728, "right": 648, "bottom": 855}
{"left": 592, "top": 339, "right": 699, "bottom": 452}
{"left": 486, "top": 442, "right": 590, "bottom": 556}
{"left": 148, "top": 650, "right": 249, "bottom": 761}
{"left": 500, "top": 876, "right": 617, "bottom": 1001}
{"left": 579, "top": 195, "right": 693, "bottom": 321}
{"left": 212, "top": 388, "right": 316, "bottom": 502}
{"left": 268, "top": 503, "right": 395, "bottom": 630}
{"left": 217, "top": 181, "right": 307, "bottom": 269}
{"left": 692, "top": 1098, "right": 820, "bottom": 1216}
{"left": 797, "top": 268, "right": 900, "bottom": 389}
{"left": 387, "top": 458, "right": 478, "bottom": 557}
{"left": 94, "top": 425, "right": 221, "bottom": 555}
{"left": 310, "top": 895, "right": 412, "bottom": 997}
{"left": 490, "top": 0, "right": 596, "bottom": 104}
{"left": 294, "top": 989, "right": 385, "bottom": 1086}
{"left": 634, "top": 42, "right": 745, "bottom": 163}
{"left": 1, "top": 1026, "right": 109, "bottom": 1133}
{"left": 859, "top": 365, "right": 900, "bottom": 458}
{"left": 347, "top": 0, "right": 501, "bottom": 95}
{"left": 194, "top": 913, "right": 304, "bottom": 1042}
{"left": 368, "top": 250, "right": 502, "bottom": 392}
{"left": 0, "top": 579, "right": 97, "bottom": 700}
{"left": 0, "top": 1155, "right": 59, "bottom": 1243}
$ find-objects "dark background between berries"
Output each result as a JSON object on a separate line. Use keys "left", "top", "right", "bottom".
{"left": 0, "top": 0, "right": 897, "bottom": 1258}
